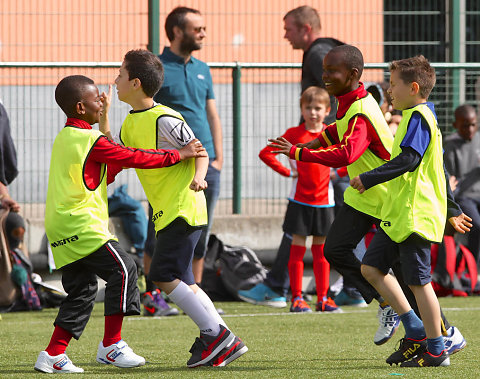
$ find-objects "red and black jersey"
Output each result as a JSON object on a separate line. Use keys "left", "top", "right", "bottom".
{"left": 259, "top": 123, "right": 334, "bottom": 207}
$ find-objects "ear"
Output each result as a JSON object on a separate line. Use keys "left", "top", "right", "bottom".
{"left": 325, "top": 106, "right": 331, "bottom": 116}
{"left": 411, "top": 82, "right": 420, "bottom": 96}
{"left": 302, "top": 23, "right": 312, "bottom": 34}
{"left": 172, "top": 25, "right": 183, "bottom": 40}
{"left": 75, "top": 101, "right": 86, "bottom": 115}
{"left": 350, "top": 67, "right": 359, "bottom": 81}
{"left": 132, "top": 78, "right": 142, "bottom": 89}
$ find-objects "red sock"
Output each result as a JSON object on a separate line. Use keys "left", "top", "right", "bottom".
{"left": 45, "top": 325, "right": 73, "bottom": 356}
{"left": 103, "top": 313, "right": 124, "bottom": 347}
{"left": 288, "top": 245, "right": 306, "bottom": 299}
{"left": 312, "top": 244, "right": 330, "bottom": 301}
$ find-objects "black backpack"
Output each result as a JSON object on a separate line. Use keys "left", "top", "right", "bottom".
{"left": 201, "top": 235, "right": 267, "bottom": 300}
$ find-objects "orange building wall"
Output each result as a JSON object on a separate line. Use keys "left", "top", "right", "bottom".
{"left": 0, "top": 0, "right": 384, "bottom": 84}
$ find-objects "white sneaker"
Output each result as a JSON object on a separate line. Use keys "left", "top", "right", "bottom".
{"left": 96, "top": 340, "right": 145, "bottom": 368}
{"left": 444, "top": 326, "right": 467, "bottom": 355}
{"left": 34, "top": 351, "right": 84, "bottom": 373}
{"left": 374, "top": 305, "right": 400, "bottom": 345}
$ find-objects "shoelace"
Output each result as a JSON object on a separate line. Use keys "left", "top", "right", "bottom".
{"left": 189, "top": 337, "right": 208, "bottom": 353}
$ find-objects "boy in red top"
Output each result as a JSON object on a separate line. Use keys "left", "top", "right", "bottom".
{"left": 258, "top": 86, "right": 338, "bottom": 313}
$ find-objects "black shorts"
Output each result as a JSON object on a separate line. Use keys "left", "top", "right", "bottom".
{"left": 282, "top": 201, "right": 335, "bottom": 236}
{"left": 148, "top": 217, "right": 202, "bottom": 285}
{"left": 362, "top": 228, "right": 432, "bottom": 286}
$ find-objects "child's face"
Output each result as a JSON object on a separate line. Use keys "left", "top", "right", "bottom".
{"left": 454, "top": 110, "right": 478, "bottom": 141}
{"left": 322, "top": 52, "right": 356, "bottom": 97}
{"left": 115, "top": 62, "right": 134, "bottom": 103}
{"left": 301, "top": 100, "right": 329, "bottom": 128}
{"left": 388, "top": 70, "right": 415, "bottom": 110}
{"left": 79, "top": 85, "right": 103, "bottom": 124}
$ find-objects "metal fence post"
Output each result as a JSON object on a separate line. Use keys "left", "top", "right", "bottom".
{"left": 450, "top": 0, "right": 466, "bottom": 110}
{"left": 148, "top": 0, "right": 160, "bottom": 55}
{"left": 232, "top": 62, "right": 242, "bottom": 214}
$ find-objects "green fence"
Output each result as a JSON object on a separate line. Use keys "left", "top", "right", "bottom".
{"left": 0, "top": 62, "right": 479, "bottom": 219}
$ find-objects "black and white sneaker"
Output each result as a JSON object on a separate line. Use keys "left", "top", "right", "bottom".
{"left": 400, "top": 350, "right": 450, "bottom": 367}
{"left": 386, "top": 337, "right": 427, "bottom": 365}
{"left": 187, "top": 325, "right": 234, "bottom": 368}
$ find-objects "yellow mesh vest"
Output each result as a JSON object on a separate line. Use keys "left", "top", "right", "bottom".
{"left": 120, "top": 105, "right": 207, "bottom": 232}
{"left": 336, "top": 93, "right": 394, "bottom": 218}
{"left": 45, "top": 127, "right": 115, "bottom": 268}
{"left": 380, "top": 104, "right": 446, "bottom": 243}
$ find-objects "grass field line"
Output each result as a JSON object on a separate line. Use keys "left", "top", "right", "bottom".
{"left": 126, "top": 305, "right": 480, "bottom": 321}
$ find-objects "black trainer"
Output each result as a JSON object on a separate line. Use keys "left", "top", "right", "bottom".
{"left": 187, "top": 325, "right": 234, "bottom": 368}
{"left": 400, "top": 350, "right": 450, "bottom": 367}
{"left": 386, "top": 337, "right": 427, "bottom": 365}
{"left": 207, "top": 336, "right": 248, "bottom": 367}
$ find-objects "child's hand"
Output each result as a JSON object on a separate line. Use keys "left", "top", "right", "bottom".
{"left": 179, "top": 139, "right": 207, "bottom": 160}
{"left": 297, "top": 138, "right": 321, "bottom": 149}
{"left": 100, "top": 85, "right": 112, "bottom": 116}
{"left": 268, "top": 137, "right": 293, "bottom": 156}
{"left": 350, "top": 176, "right": 366, "bottom": 193}
{"left": 448, "top": 213, "right": 473, "bottom": 234}
{"left": 190, "top": 178, "right": 208, "bottom": 192}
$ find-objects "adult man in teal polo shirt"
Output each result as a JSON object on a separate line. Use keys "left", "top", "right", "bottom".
{"left": 153, "top": 6, "right": 223, "bottom": 285}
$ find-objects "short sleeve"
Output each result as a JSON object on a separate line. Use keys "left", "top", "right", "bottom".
{"left": 400, "top": 112, "right": 431, "bottom": 157}
{"left": 206, "top": 67, "right": 215, "bottom": 100}
{"left": 156, "top": 116, "right": 196, "bottom": 150}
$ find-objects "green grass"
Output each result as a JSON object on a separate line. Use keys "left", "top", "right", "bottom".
{"left": 1, "top": 296, "right": 479, "bottom": 378}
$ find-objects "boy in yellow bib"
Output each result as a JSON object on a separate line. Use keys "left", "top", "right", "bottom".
{"left": 351, "top": 56, "right": 472, "bottom": 367}
{"left": 35, "top": 75, "right": 205, "bottom": 374}
{"left": 112, "top": 49, "right": 247, "bottom": 368}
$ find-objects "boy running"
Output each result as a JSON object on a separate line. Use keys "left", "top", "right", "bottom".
{"left": 351, "top": 55, "right": 471, "bottom": 367}
{"left": 269, "top": 45, "right": 466, "bottom": 353}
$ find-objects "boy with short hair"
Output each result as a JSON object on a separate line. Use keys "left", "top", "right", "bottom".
{"left": 351, "top": 55, "right": 472, "bottom": 367}
{"left": 250, "top": 86, "right": 338, "bottom": 313}
{"left": 35, "top": 75, "right": 206, "bottom": 373}
{"left": 113, "top": 49, "right": 247, "bottom": 368}
{"left": 269, "top": 45, "right": 466, "bottom": 354}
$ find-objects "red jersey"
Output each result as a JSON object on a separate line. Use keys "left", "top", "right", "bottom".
{"left": 259, "top": 123, "right": 334, "bottom": 207}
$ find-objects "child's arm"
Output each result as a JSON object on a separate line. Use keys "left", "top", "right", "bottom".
{"left": 350, "top": 147, "right": 421, "bottom": 193}
{"left": 269, "top": 116, "right": 375, "bottom": 168}
{"left": 259, "top": 129, "right": 296, "bottom": 177}
{"left": 99, "top": 85, "right": 114, "bottom": 140}
{"left": 190, "top": 155, "right": 209, "bottom": 192}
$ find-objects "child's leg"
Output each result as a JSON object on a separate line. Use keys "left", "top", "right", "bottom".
{"left": 288, "top": 234, "right": 307, "bottom": 299}
{"left": 409, "top": 283, "right": 444, "bottom": 354}
{"left": 311, "top": 236, "right": 328, "bottom": 301}
{"left": 191, "top": 284, "right": 227, "bottom": 328}
{"left": 158, "top": 279, "right": 221, "bottom": 336}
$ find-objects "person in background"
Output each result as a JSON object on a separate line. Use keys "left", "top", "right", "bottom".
{"left": 153, "top": 6, "right": 223, "bottom": 288}
{"left": 444, "top": 104, "right": 480, "bottom": 267}
{"left": 240, "top": 87, "right": 338, "bottom": 313}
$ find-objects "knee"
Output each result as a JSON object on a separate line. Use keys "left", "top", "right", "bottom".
{"left": 361, "top": 264, "right": 378, "bottom": 283}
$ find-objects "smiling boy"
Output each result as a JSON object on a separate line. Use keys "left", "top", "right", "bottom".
{"left": 35, "top": 75, "right": 205, "bottom": 374}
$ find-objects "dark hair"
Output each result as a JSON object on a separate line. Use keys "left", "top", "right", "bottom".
{"left": 284, "top": 6, "right": 321, "bottom": 31}
{"left": 454, "top": 104, "right": 476, "bottom": 120}
{"left": 123, "top": 49, "right": 164, "bottom": 97}
{"left": 165, "top": 6, "right": 201, "bottom": 42}
{"left": 300, "top": 86, "right": 330, "bottom": 107}
{"left": 389, "top": 55, "right": 436, "bottom": 99}
{"left": 55, "top": 75, "right": 95, "bottom": 115}
{"left": 329, "top": 45, "right": 364, "bottom": 78}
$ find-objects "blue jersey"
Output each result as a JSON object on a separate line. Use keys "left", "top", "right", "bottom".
{"left": 400, "top": 102, "right": 436, "bottom": 157}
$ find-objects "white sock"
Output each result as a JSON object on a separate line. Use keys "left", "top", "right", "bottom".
{"left": 168, "top": 281, "right": 220, "bottom": 336}
{"left": 195, "top": 287, "right": 228, "bottom": 329}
